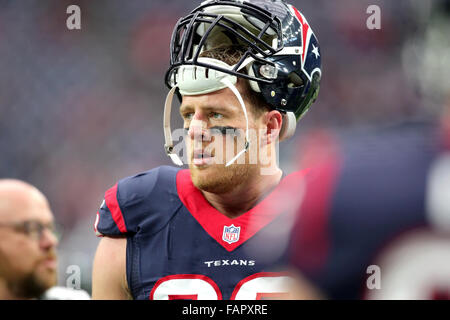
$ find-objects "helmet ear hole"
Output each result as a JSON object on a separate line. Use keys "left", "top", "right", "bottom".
{"left": 278, "top": 112, "right": 297, "bottom": 141}
{"left": 287, "top": 72, "right": 304, "bottom": 88}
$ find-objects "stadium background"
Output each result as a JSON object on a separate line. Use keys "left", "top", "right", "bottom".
{"left": 0, "top": 0, "right": 447, "bottom": 294}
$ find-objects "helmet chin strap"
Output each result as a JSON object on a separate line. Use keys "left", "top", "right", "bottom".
{"left": 163, "top": 75, "right": 250, "bottom": 167}
{"left": 163, "top": 86, "right": 184, "bottom": 166}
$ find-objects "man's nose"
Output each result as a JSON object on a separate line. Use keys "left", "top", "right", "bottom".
{"left": 40, "top": 228, "right": 58, "bottom": 250}
{"left": 187, "top": 118, "right": 211, "bottom": 142}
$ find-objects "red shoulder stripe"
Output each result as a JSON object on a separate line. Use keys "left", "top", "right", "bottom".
{"left": 104, "top": 183, "right": 127, "bottom": 233}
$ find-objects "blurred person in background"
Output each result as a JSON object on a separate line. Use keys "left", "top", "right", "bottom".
{"left": 92, "top": 0, "right": 323, "bottom": 300}
{"left": 0, "top": 179, "right": 89, "bottom": 300}
{"left": 0, "top": 179, "right": 58, "bottom": 299}
{"left": 289, "top": 0, "right": 450, "bottom": 299}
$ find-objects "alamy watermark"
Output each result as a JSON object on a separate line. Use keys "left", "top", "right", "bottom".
{"left": 366, "top": 5, "right": 381, "bottom": 30}
{"left": 366, "top": 265, "right": 381, "bottom": 290}
{"left": 66, "top": 5, "right": 81, "bottom": 30}
{"left": 66, "top": 264, "right": 81, "bottom": 290}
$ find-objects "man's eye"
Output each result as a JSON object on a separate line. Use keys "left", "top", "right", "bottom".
{"left": 183, "top": 113, "right": 194, "bottom": 120}
{"left": 211, "top": 113, "right": 223, "bottom": 120}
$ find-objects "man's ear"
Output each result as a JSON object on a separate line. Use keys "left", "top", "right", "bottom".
{"left": 261, "top": 110, "right": 283, "bottom": 146}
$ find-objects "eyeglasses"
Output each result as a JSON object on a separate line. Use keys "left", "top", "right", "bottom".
{"left": 0, "top": 220, "right": 60, "bottom": 242}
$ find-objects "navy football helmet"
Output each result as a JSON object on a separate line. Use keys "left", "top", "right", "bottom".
{"left": 165, "top": 0, "right": 321, "bottom": 123}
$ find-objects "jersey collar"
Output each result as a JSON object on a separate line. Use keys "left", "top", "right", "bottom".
{"left": 176, "top": 169, "right": 309, "bottom": 252}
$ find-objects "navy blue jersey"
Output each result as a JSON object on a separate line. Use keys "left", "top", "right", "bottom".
{"left": 291, "top": 120, "right": 450, "bottom": 299}
{"left": 95, "top": 166, "right": 308, "bottom": 300}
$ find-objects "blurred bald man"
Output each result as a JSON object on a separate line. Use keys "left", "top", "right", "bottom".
{"left": 0, "top": 179, "right": 58, "bottom": 300}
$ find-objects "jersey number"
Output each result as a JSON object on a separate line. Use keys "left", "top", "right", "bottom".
{"left": 149, "top": 272, "right": 290, "bottom": 300}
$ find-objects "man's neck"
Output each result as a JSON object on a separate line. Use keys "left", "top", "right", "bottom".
{"left": 0, "top": 279, "right": 26, "bottom": 300}
{"left": 201, "top": 167, "right": 283, "bottom": 219}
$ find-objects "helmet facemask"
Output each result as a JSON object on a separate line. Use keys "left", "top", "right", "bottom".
{"left": 166, "top": 1, "right": 284, "bottom": 89}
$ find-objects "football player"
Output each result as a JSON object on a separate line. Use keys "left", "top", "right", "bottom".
{"left": 92, "top": 0, "right": 322, "bottom": 300}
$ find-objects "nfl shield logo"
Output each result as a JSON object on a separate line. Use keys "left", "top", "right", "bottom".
{"left": 222, "top": 224, "right": 241, "bottom": 244}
